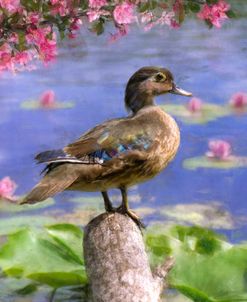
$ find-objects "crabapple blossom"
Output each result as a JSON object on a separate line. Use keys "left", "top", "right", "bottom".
{"left": 113, "top": 3, "right": 135, "bottom": 24}
{"left": 0, "top": 0, "right": 233, "bottom": 73}
{"left": 197, "top": 0, "right": 230, "bottom": 28}
{"left": 0, "top": 0, "right": 20, "bottom": 13}
{"left": 89, "top": 0, "right": 107, "bottom": 9}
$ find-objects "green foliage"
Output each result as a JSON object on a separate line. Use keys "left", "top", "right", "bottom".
{"left": 146, "top": 225, "right": 247, "bottom": 302}
{"left": 0, "top": 223, "right": 246, "bottom": 302}
{"left": 0, "top": 224, "right": 86, "bottom": 288}
{"left": 0, "top": 215, "right": 55, "bottom": 236}
{"left": 188, "top": 2, "right": 201, "bottom": 13}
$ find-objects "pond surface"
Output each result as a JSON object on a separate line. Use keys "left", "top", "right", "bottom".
{"left": 0, "top": 11, "right": 247, "bottom": 244}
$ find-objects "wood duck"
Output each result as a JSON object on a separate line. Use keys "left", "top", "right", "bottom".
{"left": 21, "top": 66, "right": 192, "bottom": 225}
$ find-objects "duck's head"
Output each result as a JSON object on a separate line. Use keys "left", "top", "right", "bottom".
{"left": 125, "top": 66, "right": 192, "bottom": 114}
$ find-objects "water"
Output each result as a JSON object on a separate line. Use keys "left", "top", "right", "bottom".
{"left": 0, "top": 15, "right": 247, "bottom": 242}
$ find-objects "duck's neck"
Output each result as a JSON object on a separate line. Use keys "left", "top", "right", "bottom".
{"left": 125, "top": 89, "right": 155, "bottom": 114}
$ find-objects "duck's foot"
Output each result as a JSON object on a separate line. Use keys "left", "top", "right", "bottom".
{"left": 116, "top": 206, "right": 145, "bottom": 229}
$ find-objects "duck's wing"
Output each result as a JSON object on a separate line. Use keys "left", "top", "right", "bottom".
{"left": 63, "top": 117, "right": 154, "bottom": 164}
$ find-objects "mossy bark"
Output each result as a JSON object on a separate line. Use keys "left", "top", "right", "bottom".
{"left": 83, "top": 212, "right": 174, "bottom": 302}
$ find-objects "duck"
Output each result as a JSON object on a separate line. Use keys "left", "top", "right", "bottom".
{"left": 21, "top": 66, "right": 192, "bottom": 225}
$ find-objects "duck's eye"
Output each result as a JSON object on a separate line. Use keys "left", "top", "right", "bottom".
{"left": 154, "top": 72, "right": 167, "bottom": 82}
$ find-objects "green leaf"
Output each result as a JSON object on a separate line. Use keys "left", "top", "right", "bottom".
{"left": 15, "top": 283, "right": 37, "bottom": 295}
{"left": 188, "top": 2, "right": 201, "bottom": 13}
{"left": 173, "top": 284, "right": 214, "bottom": 302}
{"left": 91, "top": 19, "right": 105, "bottom": 35}
{"left": 138, "top": 2, "right": 150, "bottom": 13}
{"left": 206, "top": 0, "right": 218, "bottom": 4}
{"left": 0, "top": 215, "right": 55, "bottom": 236}
{"left": 146, "top": 224, "right": 247, "bottom": 302}
{"left": 0, "top": 226, "right": 86, "bottom": 287}
{"left": 16, "top": 31, "right": 27, "bottom": 51}
{"left": 46, "top": 224, "right": 83, "bottom": 264}
{"left": 226, "top": 9, "right": 237, "bottom": 18}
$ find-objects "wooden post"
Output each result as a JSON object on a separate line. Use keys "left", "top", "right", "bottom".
{"left": 83, "top": 212, "right": 174, "bottom": 302}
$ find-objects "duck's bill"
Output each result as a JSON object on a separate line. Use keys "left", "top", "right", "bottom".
{"left": 170, "top": 83, "right": 192, "bottom": 97}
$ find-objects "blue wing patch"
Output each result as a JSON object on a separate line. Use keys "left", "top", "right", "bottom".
{"left": 89, "top": 135, "right": 152, "bottom": 164}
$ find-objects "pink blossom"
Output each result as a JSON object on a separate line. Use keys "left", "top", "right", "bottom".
{"left": 187, "top": 97, "right": 203, "bottom": 113}
{"left": 109, "top": 25, "right": 129, "bottom": 43}
{"left": 14, "top": 51, "right": 31, "bottom": 65}
{"left": 0, "top": 0, "right": 20, "bottom": 13}
{"left": 0, "top": 44, "right": 14, "bottom": 72}
{"left": 39, "top": 90, "right": 56, "bottom": 108}
{"left": 26, "top": 12, "right": 40, "bottom": 25}
{"left": 89, "top": 0, "right": 107, "bottom": 9}
{"left": 8, "top": 32, "right": 18, "bottom": 43}
{"left": 141, "top": 10, "right": 179, "bottom": 30}
{"left": 50, "top": 0, "right": 69, "bottom": 16}
{"left": 0, "top": 43, "right": 32, "bottom": 72}
{"left": 70, "top": 18, "right": 82, "bottom": 31}
{"left": 206, "top": 140, "right": 232, "bottom": 160}
{"left": 87, "top": 9, "right": 109, "bottom": 22}
{"left": 0, "top": 177, "right": 17, "bottom": 200}
{"left": 113, "top": 3, "right": 135, "bottom": 24}
{"left": 87, "top": 9, "right": 101, "bottom": 22}
{"left": 157, "top": 11, "right": 179, "bottom": 28}
{"left": 140, "top": 12, "right": 153, "bottom": 24}
{"left": 229, "top": 92, "right": 247, "bottom": 109}
{"left": 26, "top": 27, "right": 57, "bottom": 62}
{"left": 197, "top": 0, "right": 230, "bottom": 28}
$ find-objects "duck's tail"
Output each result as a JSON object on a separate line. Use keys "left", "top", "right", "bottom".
{"left": 20, "top": 164, "right": 79, "bottom": 205}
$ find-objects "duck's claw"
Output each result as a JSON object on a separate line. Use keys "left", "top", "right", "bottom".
{"left": 116, "top": 206, "right": 145, "bottom": 229}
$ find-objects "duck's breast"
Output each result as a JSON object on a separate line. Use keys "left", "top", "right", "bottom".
{"left": 135, "top": 106, "right": 180, "bottom": 179}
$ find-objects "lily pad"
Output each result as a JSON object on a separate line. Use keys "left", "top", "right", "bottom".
{"left": 53, "top": 208, "right": 101, "bottom": 226}
{"left": 20, "top": 100, "right": 75, "bottom": 110}
{"left": 0, "top": 198, "right": 55, "bottom": 213}
{"left": 0, "top": 224, "right": 86, "bottom": 288}
{"left": 69, "top": 196, "right": 103, "bottom": 208}
{"left": 183, "top": 156, "right": 247, "bottom": 170}
{"left": 0, "top": 215, "right": 55, "bottom": 236}
{"left": 160, "top": 103, "right": 230, "bottom": 124}
{"left": 160, "top": 202, "right": 235, "bottom": 229}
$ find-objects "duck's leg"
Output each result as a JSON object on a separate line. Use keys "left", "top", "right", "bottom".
{"left": 118, "top": 187, "right": 144, "bottom": 228}
{"left": 101, "top": 191, "right": 114, "bottom": 212}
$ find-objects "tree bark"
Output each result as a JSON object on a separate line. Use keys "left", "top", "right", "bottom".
{"left": 83, "top": 212, "right": 174, "bottom": 302}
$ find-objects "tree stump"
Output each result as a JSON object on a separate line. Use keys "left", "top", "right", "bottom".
{"left": 83, "top": 212, "right": 174, "bottom": 302}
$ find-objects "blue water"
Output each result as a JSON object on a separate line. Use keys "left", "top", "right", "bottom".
{"left": 0, "top": 16, "right": 247, "bottom": 241}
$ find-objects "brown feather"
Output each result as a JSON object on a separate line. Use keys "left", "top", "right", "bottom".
{"left": 20, "top": 164, "right": 81, "bottom": 204}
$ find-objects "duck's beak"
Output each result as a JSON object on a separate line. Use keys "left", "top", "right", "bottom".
{"left": 170, "top": 83, "right": 192, "bottom": 97}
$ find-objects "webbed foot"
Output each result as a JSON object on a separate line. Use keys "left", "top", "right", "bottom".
{"left": 116, "top": 205, "right": 145, "bottom": 229}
